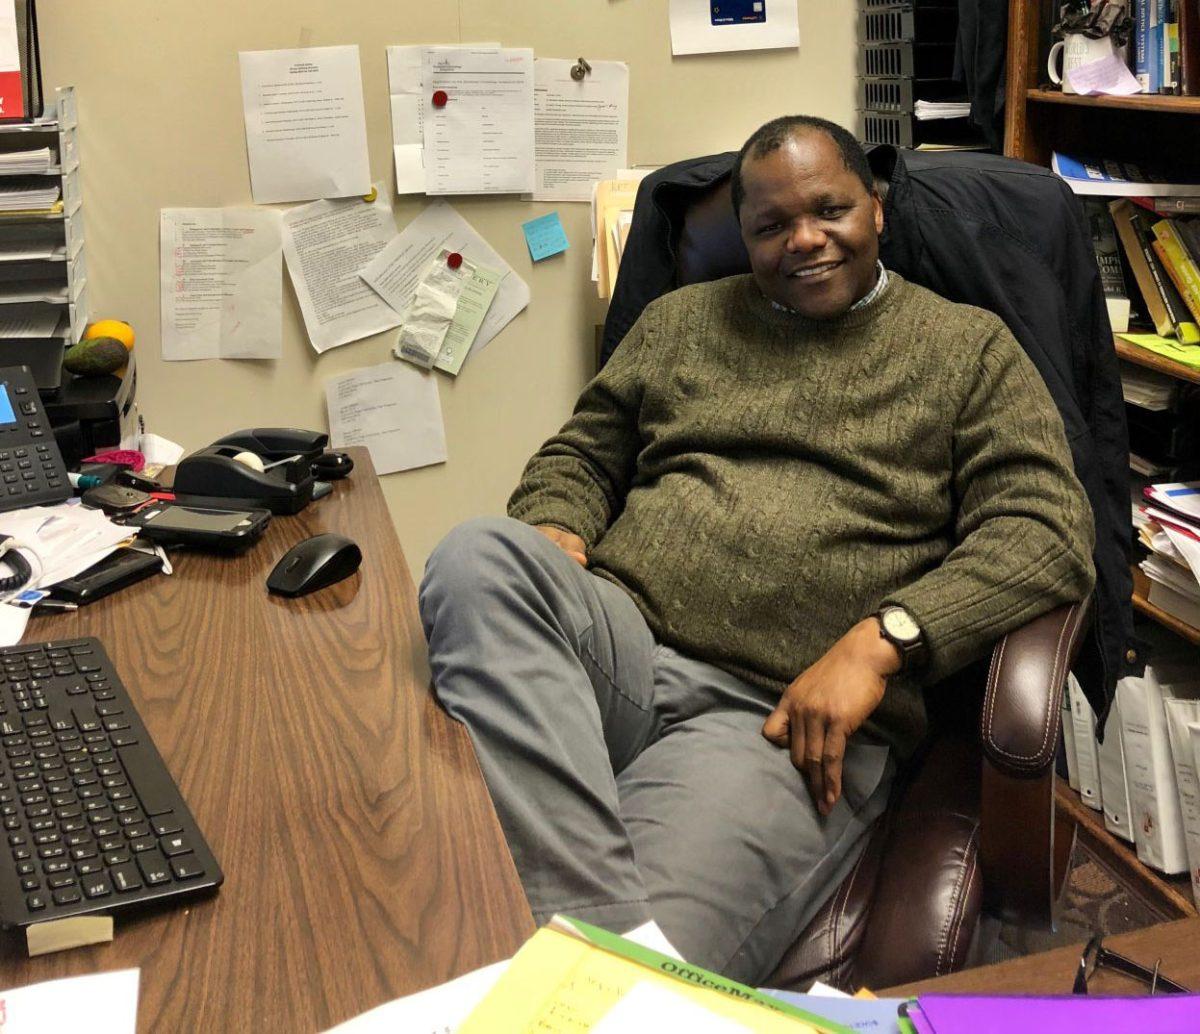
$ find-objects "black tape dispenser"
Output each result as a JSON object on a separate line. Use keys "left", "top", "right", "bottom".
{"left": 211, "top": 428, "right": 328, "bottom": 464}
{"left": 173, "top": 441, "right": 316, "bottom": 515}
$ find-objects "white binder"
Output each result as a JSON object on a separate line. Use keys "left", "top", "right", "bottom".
{"left": 1098, "top": 693, "right": 1134, "bottom": 842}
{"left": 1164, "top": 698, "right": 1200, "bottom": 910}
{"left": 1063, "top": 687, "right": 1080, "bottom": 791}
{"left": 1069, "top": 675, "right": 1103, "bottom": 811}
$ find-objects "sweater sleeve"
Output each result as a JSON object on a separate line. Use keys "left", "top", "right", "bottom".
{"left": 506, "top": 307, "right": 654, "bottom": 548}
{"left": 883, "top": 323, "right": 1097, "bottom": 682}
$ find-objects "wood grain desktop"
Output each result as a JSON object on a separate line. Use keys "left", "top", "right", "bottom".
{"left": 0, "top": 449, "right": 534, "bottom": 1030}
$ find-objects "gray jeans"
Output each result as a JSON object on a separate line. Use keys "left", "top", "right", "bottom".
{"left": 419, "top": 516, "right": 894, "bottom": 983}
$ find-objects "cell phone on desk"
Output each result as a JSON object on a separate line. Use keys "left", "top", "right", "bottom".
{"left": 121, "top": 503, "right": 271, "bottom": 553}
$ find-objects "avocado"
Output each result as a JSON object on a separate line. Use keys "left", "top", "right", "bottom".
{"left": 63, "top": 336, "right": 128, "bottom": 377}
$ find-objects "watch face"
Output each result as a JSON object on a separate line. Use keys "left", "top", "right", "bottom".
{"left": 882, "top": 607, "right": 921, "bottom": 643}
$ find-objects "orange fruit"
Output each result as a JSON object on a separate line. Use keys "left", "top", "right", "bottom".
{"left": 84, "top": 319, "right": 134, "bottom": 351}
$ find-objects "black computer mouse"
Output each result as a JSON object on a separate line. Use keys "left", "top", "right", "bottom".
{"left": 267, "top": 533, "right": 362, "bottom": 597}
{"left": 312, "top": 451, "right": 354, "bottom": 480}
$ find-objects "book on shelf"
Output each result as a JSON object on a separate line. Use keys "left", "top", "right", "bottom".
{"left": 1054, "top": 153, "right": 1200, "bottom": 198}
{"left": 1137, "top": 196, "right": 1200, "bottom": 216}
{"left": 1152, "top": 217, "right": 1200, "bottom": 310}
{"left": 1110, "top": 198, "right": 1200, "bottom": 341}
{"left": 1086, "top": 198, "right": 1132, "bottom": 332}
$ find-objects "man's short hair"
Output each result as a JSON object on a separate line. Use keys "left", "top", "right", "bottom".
{"left": 730, "top": 116, "right": 873, "bottom": 219}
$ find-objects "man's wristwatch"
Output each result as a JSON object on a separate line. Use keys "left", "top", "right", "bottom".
{"left": 875, "top": 605, "right": 928, "bottom": 672}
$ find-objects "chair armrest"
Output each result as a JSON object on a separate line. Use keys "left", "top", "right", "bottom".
{"left": 978, "top": 599, "right": 1092, "bottom": 926}
{"left": 981, "top": 600, "right": 1092, "bottom": 776}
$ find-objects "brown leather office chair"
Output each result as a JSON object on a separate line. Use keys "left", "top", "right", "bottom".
{"left": 654, "top": 178, "right": 1095, "bottom": 991}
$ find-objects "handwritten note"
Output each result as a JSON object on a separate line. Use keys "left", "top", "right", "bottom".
{"left": 522, "top": 211, "right": 569, "bottom": 261}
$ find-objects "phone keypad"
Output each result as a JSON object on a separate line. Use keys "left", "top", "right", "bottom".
{"left": 0, "top": 369, "right": 70, "bottom": 511}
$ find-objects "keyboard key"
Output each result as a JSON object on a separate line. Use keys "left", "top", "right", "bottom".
{"left": 110, "top": 732, "right": 137, "bottom": 748}
{"left": 76, "top": 859, "right": 103, "bottom": 876}
{"left": 136, "top": 852, "right": 171, "bottom": 886}
{"left": 128, "top": 836, "right": 156, "bottom": 854}
{"left": 110, "top": 863, "right": 142, "bottom": 892}
{"left": 48, "top": 874, "right": 74, "bottom": 889}
{"left": 151, "top": 815, "right": 182, "bottom": 837}
{"left": 16, "top": 861, "right": 33, "bottom": 875}
{"left": 170, "top": 856, "right": 204, "bottom": 881}
{"left": 20, "top": 876, "right": 38, "bottom": 891}
{"left": 82, "top": 872, "right": 111, "bottom": 898}
{"left": 25, "top": 892, "right": 45, "bottom": 910}
{"left": 160, "top": 834, "right": 192, "bottom": 857}
{"left": 98, "top": 836, "right": 123, "bottom": 852}
{"left": 103, "top": 850, "right": 130, "bottom": 866}
{"left": 42, "top": 859, "right": 69, "bottom": 874}
{"left": 93, "top": 823, "right": 120, "bottom": 839}
{"left": 70, "top": 845, "right": 97, "bottom": 861}
{"left": 52, "top": 886, "right": 81, "bottom": 905}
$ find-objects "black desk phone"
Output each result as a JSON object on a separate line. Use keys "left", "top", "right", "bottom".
{"left": 0, "top": 366, "right": 70, "bottom": 512}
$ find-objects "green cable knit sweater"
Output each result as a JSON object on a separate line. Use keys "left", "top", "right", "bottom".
{"left": 508, "top": 273, "right": 1096, "bottom": 757}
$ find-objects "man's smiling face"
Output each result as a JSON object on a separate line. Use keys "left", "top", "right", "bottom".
{"left": 737, "top": 130, "right": 884, "bottom": 320}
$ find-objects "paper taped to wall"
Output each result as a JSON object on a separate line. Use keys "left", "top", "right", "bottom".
{"left": 160, "top": 208, "right": 283, "bottom": 361}
{"left": 282, "top": 187, "right": 402, "bottom": 353}
{"left": 325, "top": 362, "right": 446, "bottom": 475}
{"left": 239, "top": 45, "right": 372, "bottom": 205}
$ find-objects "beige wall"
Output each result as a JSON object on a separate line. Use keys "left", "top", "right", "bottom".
{"left": 38, "top": 0, "right": 857, "bottom": 577}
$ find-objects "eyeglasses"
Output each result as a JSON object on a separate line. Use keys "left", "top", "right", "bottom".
{"left": 1073, "top": 934, "right": 1190, "bottom": 995}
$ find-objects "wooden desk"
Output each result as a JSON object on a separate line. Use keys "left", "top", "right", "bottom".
{"left": 0, "top": 449, "right": 534, "bottom": 1030}
{"left": 887, "top": 917, "right": 1200, "bottom": 997}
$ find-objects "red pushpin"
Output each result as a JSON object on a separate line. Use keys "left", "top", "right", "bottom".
{"left": 432, "top": 90, "right": 448, "bottom": 108}
{"left": 447, "top": 252, "right": 463, "bottom": 269}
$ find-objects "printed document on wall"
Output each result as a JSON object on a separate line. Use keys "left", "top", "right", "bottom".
{"left": 358, "top": 200, "right": 528, "bottom": 357}
{"left": 387, "top": 43, "right": 499, "bottom": 194}
{"left": 282, "top": 188, "right": 402, "bottom": 354}
{"left": 325, "top": 362, "right": 446, "bottom": 475}
{"left": 423, "top": 47, "right": 535, "bottom": 194}
{"left": 532, "top": 60, "right": 628, "bottom": 202}
{"left": 239, "top": 46, "right": 372, "bottom": 204}
{"left": 160, "top": 208, "right": 283, "bottom": 361}
{"left": 669, "top": 0, "right": 799, "bottom": 56}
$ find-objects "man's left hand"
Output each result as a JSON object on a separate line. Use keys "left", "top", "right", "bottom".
{"left": 762, "top": 618, "right": 901, "bottom": 816}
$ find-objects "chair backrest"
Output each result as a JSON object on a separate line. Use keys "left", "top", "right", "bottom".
{"left": 674, "top": 179, "right": 748, "bottom": 287}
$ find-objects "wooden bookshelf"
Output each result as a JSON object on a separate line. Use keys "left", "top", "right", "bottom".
{"left": 1115, "top": 337, "right": 1200, "bottom": 385}
{"left": 1055, "top": 776, "right": 1197, "bottom": 920}
{"left": 1027, "top": 89, "right": 1200, "bottom": 115}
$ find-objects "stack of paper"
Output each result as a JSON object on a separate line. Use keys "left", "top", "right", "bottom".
{"left": 592, "top": 172, "right": 651, "bottom": 299}
{"left": 913, "top": 100, "right": 971, "bottom": 121}
{"left": 1164, "top": 697, "right": 1200, "bottom": 909}
{"left": 1138, "top": 482, "right": 1200, "bottom": 627}
{"left": 1121, "top": 363, "right": 1178, "bottom": 410}
{"left": 0, "top": 146, "right": 53, "bottom": 173}
{"left": 906, "top": 993, "right": 1200, "bottom": 1030}
{"left": 0, "top": 180, "right": 59, "bottom": 212}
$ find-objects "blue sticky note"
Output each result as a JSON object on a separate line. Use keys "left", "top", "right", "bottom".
{"left": 522, "top": 212, "right": 569, "bottom": 262}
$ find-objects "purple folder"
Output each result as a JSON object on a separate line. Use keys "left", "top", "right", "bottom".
{"left": 907, "top": 993, "right": 1200, "bottom": 1033}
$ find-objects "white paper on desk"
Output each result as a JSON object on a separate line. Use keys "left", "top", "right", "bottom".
{"left": 0, "top": 968, "right": 138, "bottom": 1033}
{"left": 283, "top": 187, "right": 402, "bottom": 353}
{"left": 159, "top": 208, "right": 283, "bottom": 361}
{"left": 0, "top": 503, "right": 134, "bottom": 589}
{"left": 594, "top": 982, "right": 753, "bottom": 1033}
{"left": 239, "top": 45, "right": 372, "bottom": 205}
{"left": 530, "top": 59, "right": 628, "bottom": 203}
{"left": 325, "top": 362, "right": 446, "bottom": 475}
{"left": 423, "top": 48, "right": 535, "bottom": 195}
{"left": 324, "top": 961, "right": 506, "bottom": 1033}
{"left": 359, "top": 200, "right": 528, "bottom": 355}
{"left": 387, "top": 44, "right": 499, "bottom": 194}
{"left": 669, "top": 0, "right": 799, "bottom": 56}
{"left": 0, "top": 602, "right": 28, "bottom": 646}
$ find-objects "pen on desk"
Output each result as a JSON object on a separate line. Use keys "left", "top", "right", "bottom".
{"left": 33, "top": 598, "right": 78, "bottom": 611}
{"left": 67, "top": 472, "right": 103, "bottom": 490}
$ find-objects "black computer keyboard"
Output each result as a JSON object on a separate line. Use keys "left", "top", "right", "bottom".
{"left": 0, "top": 638, "right": 223, "bottom": 927}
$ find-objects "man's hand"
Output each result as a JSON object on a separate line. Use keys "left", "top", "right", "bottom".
{"left": 535, "top": 525, "right": 589, "bottom": 567}
{"left": 762, "top": 618, "right": 901, "bottom": 816}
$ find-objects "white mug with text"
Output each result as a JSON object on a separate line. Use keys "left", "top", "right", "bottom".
{"left": 1048, "top": 33, "right": 1120, "bottom": 94}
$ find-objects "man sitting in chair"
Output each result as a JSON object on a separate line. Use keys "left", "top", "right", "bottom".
{"left": 419, "top": 115, "right": 1095, "bottom": 983}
